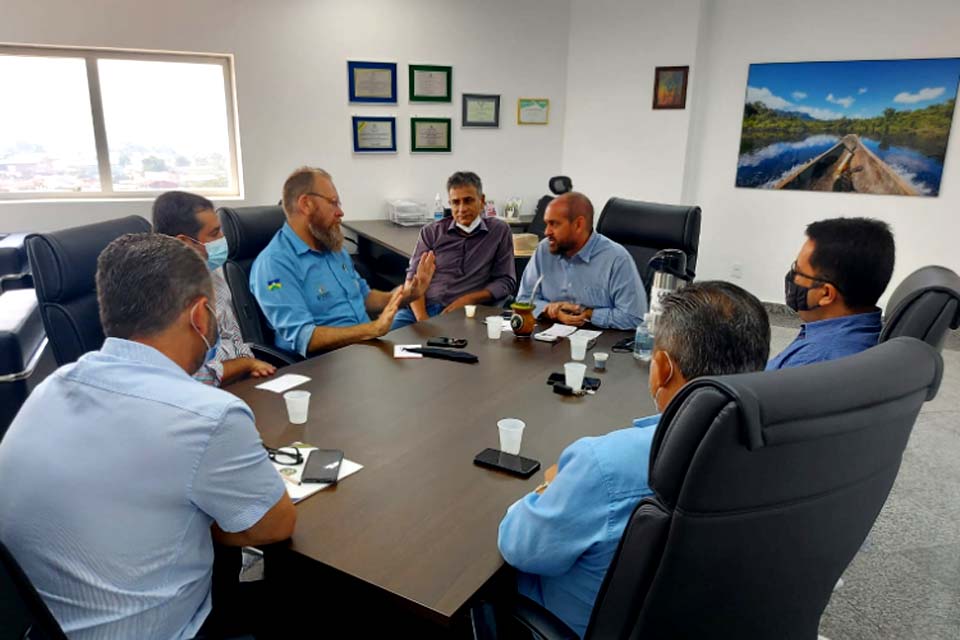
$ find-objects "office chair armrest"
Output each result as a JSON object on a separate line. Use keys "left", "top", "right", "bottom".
{"left": 509, "top": 596, "right": 579, "bottom": 640}
{"left": 250, "top": 343, "right": 303, "bottom": 367}
{"left": 470, "top": 597, "right": 579, "bottom": 640}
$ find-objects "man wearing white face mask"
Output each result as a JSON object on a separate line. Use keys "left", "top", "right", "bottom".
{"left": 0, "top": 233, "right": 295, "bottom": 638}
{"left": 153, "top": 191, "right": 276, "bottom": 386}
{"left": 391, "top": 171, "right": 516, "bottom": 329}
{"left": 497, "top": 281, "right": 771, "bottom": 638}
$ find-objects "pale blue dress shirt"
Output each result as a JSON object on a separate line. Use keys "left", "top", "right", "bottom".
{"left": 516, "top": 232, "right": 646, "bottom": 330}
{"left": 766, "top": 310, "right": 882, "bottom": 370}
{"left": 498, "top": 415, "right": 660, "bottom": 638}
{"left": 250, "top": 223, "right": 372, "bottom": 355}
{"left": 0, "top": 339, "right": 285, "bottom": 640}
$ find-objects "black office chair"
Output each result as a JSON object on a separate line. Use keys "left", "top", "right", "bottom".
{"left": 25, "top": 216, "right": 151, "bottom": 366}
{"left": 526, "top": 176, "right": 573, "bottom": 239}
{"left": 595, "top": 198, "right": 701, "bottom": 293}
{"left": 475, "top": 337, "right": 943, "bottom": 639}
{"left": 880, "top": 265, "right": 960, "bottom": 351}
{"left": 0, "top": 539, "right": 68, "bottom": 640}
{"left": 218, "top": 205, "right": 303, "bottom": 365}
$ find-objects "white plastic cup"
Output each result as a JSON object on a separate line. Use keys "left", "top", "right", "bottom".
{"left": 283, "top": 390, "right": 311, "bottom": 424}
{"left": 569, "top": 334, "right": 589, "bottom": 361}
{"left": 486, "top": 316, "right": 503, "bottom": 339}
{"left": 593, "top": 351, "right": 609, "bottom": 371}
{"left": 564, "top": 362, "right": 587, "bottom": 391}
{"left": 498, "top": 418, "right": 526, "bottom": 455}
{"left": 464, "top": 305, "right": 477, "bottom": 318}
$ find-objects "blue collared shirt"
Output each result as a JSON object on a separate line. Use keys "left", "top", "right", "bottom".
{"left": 251, "top": 223, "right": 372, "bottom": 355}
{"left": 498, "top": 414, "right": 660, "bottom": 638}
{"left": 517, "top": 232, "right": 646, "bottom": 330}
{"left": 766, "top": 310, "right": 882, "bottom": 371}
{"left": 0, "top": 339, "right": 285, "bottom": 640}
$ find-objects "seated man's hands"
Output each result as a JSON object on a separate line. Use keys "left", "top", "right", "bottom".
{"left": 247, "top": 359, "right": 277, "bottom": 378}
{"left": 402, "top": 251, "right": 436, "bottom": 303}
{"left": 556, "top": 303, "right": 593, "bottom": 327}
{"left": 372, "top": 288, "right": 404, "bottom": 336}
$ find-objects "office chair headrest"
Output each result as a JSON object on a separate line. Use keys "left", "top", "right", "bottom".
{"left": 597, "top": 198, "right": 701, "bottom": 249}
{"left": 219, "top": 206, "right": 286, "bottom": 261}
{"left": 26, "top": 216, "right": 151, "bottom": 303}
{"left": 549, "top": 176, "right": 572, "bottom": 195}
{"left": 884, "top": 265, "right": 960, "bottom": 331}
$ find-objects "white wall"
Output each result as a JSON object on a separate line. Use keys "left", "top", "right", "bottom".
{"left": 686, "top": 0, "right": 960, "bottom": 304}
{"left": 561, "top": 0, "right": 703, "bottom": 207}
{"left": 0, "top": 0, "right": 570, "bottom": 232}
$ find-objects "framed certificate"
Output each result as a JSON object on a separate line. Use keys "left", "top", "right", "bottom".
{"left": 411, "top": 117, "right": 451, "bottom": 152}
{"left": 352, "top": 116, "right": 397, "bottom": 153}
{"left": 462, "top": 93, "right": 500, "bottom": 128}
{"left": 347, "top": 61, "right": 397, "bottom": 103}
{"left": 517, "top": 98, "right": 550, "bottom": 125}
{"left": 409, "top": 64, "right": 452, "bottom": 102}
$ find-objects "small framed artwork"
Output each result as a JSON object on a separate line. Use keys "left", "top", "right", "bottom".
{"left": 347, "top": 60, "right": 397, "bottom": 103}
{"left": 352, "top": 116, "right": 397, "bottom": 153}
{"left": 462, "top": 93, "right": 500, "bottom": 128}
{"left": 411, "top": 117, "right": 452, "bottom": 152}
{"left": 653, "top": 66, "right": 689, "bottom": 109}
{"left": 409, "top": 64, "right": 452, "bottom": 102}
{"left": 517, "top": 98, "right": 550, "bottom": 125}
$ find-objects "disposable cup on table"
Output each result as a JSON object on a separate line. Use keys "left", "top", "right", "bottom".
{"left": 569, "top": 334, "right": 590, "bottom": 361}
{"left": 497, "top": 418, "right": 526, "bottom": 455}
{"left": 486, "top": 316, "right": 503, "bottom": 339}
{"left": 464, "top": 305, "right": 477, "bottom": 318}
{"left": 593, "top": 352, "right": 609, "bottom": 371}
{"left": 564, "top": 362, "right": 587, "bottom": 391}
{"left": 283, "top": 390, "right": 311, "bottom": 424}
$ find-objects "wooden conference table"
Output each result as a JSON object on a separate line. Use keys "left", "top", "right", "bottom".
{"left": 228, "top": 310, "right": 655, "bottom": 626}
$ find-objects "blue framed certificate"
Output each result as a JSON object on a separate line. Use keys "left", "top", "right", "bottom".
{"left": 352, "top": 116, "right": 397, "bottom": 153}
{"left": 347, "top": 61, "right": 397, "bottom": 103}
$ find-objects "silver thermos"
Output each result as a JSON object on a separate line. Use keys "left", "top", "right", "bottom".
{"left": 646, "top": 249, "right": 689, "bottom": 334}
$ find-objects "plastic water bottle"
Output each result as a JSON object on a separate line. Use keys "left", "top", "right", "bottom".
{"left": 634, "top": 313, "right": 654, "bottom": 362}
{"left": 433, "top": 193, "right": 444, "bottom": 221}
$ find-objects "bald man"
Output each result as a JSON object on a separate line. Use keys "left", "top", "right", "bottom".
{"left": 517, "top": 192, "right": 646, "bottom": 330}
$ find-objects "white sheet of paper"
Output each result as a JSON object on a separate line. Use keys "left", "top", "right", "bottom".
{"left": 540, "top": 324, "right": 578, "bottom": 338}
{"left": 255, "top": 374, "right": 311, "bottom": 393}
{"left": 394, "top": 344, "right": 423, "bottom": 359}
{"left": 571, "top": 329, "right": 603, "bottom": 341}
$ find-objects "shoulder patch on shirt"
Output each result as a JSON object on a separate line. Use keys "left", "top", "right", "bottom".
{"left": 267, "top": 279, "right": 282, "bottom": 291}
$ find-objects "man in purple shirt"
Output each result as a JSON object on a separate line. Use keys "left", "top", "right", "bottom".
{"left": 393, "top": 171, "right": 516, "bottom": 328}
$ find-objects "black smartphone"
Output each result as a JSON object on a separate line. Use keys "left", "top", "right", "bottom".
{"left": 612, "top": 336, "right": 635, "bottom": 353}
{"left": 301, "top": 449, "right": 344, "bottom": 484}
{"left": 546, "top": 372, "right": 601, "bottom": 391}
{"left": 427, "top": 337, "right": 468, "bottom": 348}
{"left": 473, "top": 448, "right": 541, "bottom": 478}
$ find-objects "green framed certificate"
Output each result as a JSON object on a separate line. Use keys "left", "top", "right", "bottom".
{"left": 409, "top": 64, "right": 452, "bottom": 102}
{"left": 518, "top": 98, "right": 550, "bottom": 125}
{"left": 411, "top": 117, "right": 451, "bottom": 152}
{"left": 462, "top": 93, "right": 500, "bottom": 128}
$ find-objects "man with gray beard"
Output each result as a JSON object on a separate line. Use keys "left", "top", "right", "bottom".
{"left": 251, "top": 166, "right": 435, "bottom": 355}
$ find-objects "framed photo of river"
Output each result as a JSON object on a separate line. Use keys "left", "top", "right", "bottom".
{"left": 736, "top": 58, "right": 960, "bottom": 197}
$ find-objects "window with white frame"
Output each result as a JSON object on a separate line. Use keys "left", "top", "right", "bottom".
{"left": 0, "top": 45, "right": 241, "bottom": 200}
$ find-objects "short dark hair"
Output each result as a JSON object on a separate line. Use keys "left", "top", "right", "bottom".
{"left": 446, "top": 171, "right": 483, "bottom": 195}
{"left": 151, "top": 191, "right": 214, "bottom": 237}
{"left": 553, "top": 192, "right": 594, "bottom": 227}
{"left": 282, "top": 166, "right": 331, "bottom": 217}
{"left": 97, "top": 233, "right": 212, "bottom": 339}
{"left": 805, "top": 217, "right": 895, "bottom": 309}
{"left": 655, "top": 281, "right": 770, "bottom": 380}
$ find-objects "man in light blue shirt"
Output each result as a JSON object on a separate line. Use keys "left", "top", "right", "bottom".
{"left": 768, "top": 217, "right": 894, "bottom": 370}
{"left": 517, "top": 192, "right": 645, "bottom": 330}
{"left": 0, "top": 234, "right": 295, "bottom": 639}
{"left": 251, "top": 166, "right": 435, "bottom": 355}
{"left": 498, "top": 281, "right": 771, "bottom": 637}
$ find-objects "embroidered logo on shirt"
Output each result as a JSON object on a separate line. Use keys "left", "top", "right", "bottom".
{"left": 267, "top": 279, "right": 282, "bottom": 291}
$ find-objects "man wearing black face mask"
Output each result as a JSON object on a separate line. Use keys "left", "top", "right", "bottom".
{"left": 0, "top": 234, "right": 295, "bottom": 638}
{"left": 767, "top": 217, "right": 895, "bottom": 370}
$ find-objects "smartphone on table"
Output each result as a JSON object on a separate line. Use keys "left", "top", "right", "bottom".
{"left": 473, "top": 448, "right": 541, "bottom": 478}
{"left": 301, "top": 449, "right": 344, "bottom": 484}
{"left": 426, "top": 337, "right": 468, "bottom": 348}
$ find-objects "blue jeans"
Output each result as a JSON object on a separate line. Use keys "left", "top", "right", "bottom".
{"left": 391, "top": 302, "right": 445, "bottom": 330}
